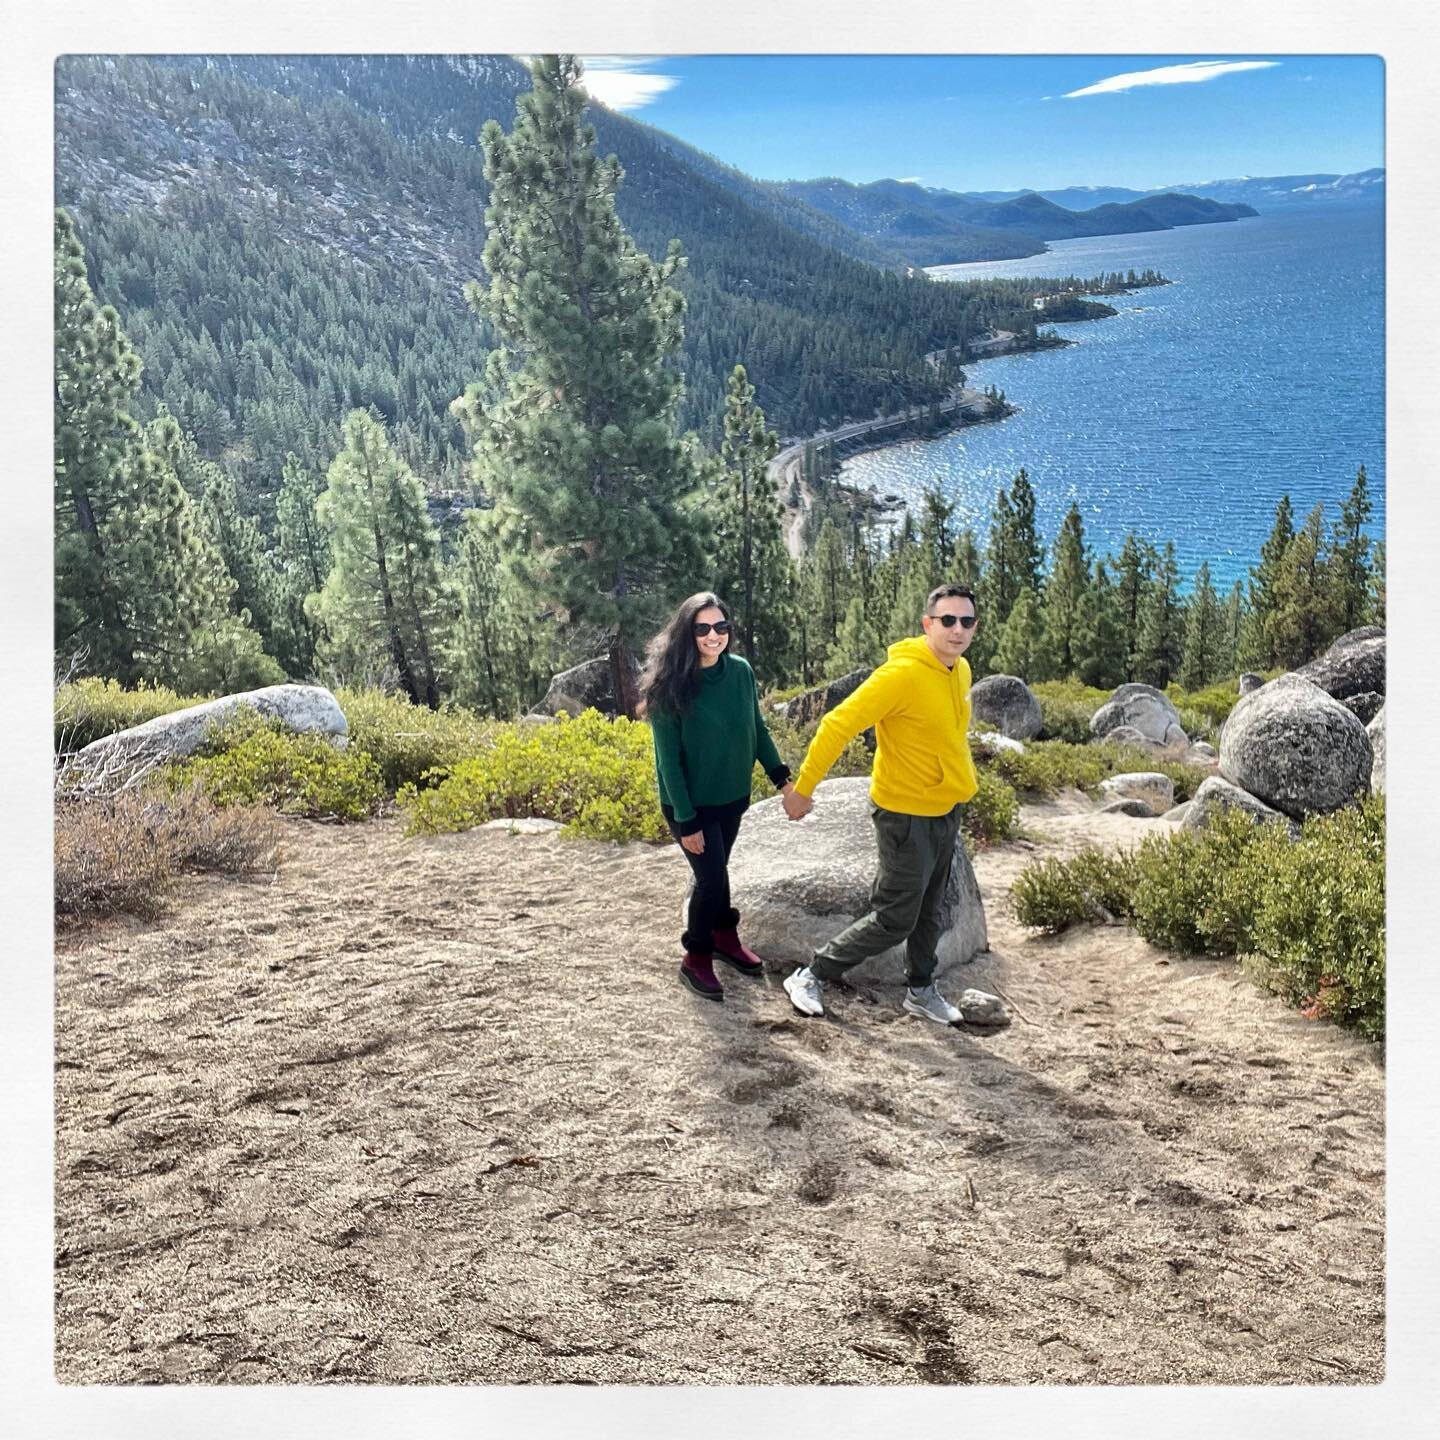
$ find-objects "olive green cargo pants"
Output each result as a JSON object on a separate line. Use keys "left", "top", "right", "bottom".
{"left": 810, "top": 801, "right": 963, "bottom": 988}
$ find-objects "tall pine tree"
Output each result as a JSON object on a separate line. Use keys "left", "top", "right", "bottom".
{"left": 455, "top": 55, "right": 705, "bottom": 715}
{"left": 1179, "top": 561, "right": 1227, "bottom": 689}
{"left": 1040, "top": 502, "right": 1089, "bottom": 680}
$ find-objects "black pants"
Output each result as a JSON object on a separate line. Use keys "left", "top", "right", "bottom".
{"left": 662, "top": 795, "right": 749, "bottom": 954}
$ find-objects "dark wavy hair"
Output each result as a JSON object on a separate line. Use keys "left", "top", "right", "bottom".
{"left": 637, "top": 591, "right": 732, "bottom": 718}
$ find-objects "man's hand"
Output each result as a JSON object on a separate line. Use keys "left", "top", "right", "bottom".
{"left": 680, "top": 830, "right": 706, "bottom": 855}
{"left": 782, "top": 787, "right": 813, "bottom": 821}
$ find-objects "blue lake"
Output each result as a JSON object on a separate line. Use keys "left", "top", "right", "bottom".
{"left": 840, "top": 205, "right": 1385, "bottom": 592}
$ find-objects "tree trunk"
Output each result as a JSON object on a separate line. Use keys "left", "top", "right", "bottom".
{"left": 609, "top": 629, "right": 638, "bottom": 719}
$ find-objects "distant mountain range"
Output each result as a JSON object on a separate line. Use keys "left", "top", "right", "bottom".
{"left": 965, "top": 169, "right": 1385, "bottom": 213}
{"left": 776, "top": 178, "right": 1260, "bottom": 266}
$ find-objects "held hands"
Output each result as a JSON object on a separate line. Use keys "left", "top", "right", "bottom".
{"left": 781, "top": 783, "right": 813, "bottom": 822}
{"left": 680, "top": 830, "right": 706, "bottom": 855}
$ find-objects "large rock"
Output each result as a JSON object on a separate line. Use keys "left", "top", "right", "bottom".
{"left": 75, "top": 684, "right": 347, "bottom": 768}
{"left": 1182, "top": 776, "right": 1298, "bottom": 835}
{"left": 1089, "top": 684, "right": 1183, "bottom": 745}
{"left": 1219, "top": 674, "right": 1372, "bottom": 818}
{"left": 783, "top": 668, "right": 872, "bottom": 728}
{"left": 970, "top": 731, "right": 1026, "bottom": 757}
{"left": 1097, "top": 772, "right": 1175, "bottom": 816}
{"left": 538, "top": 655, "right": 638, "bottom": 718}
{"left": 1292, "top": 633, "right": 1385, "bottom": 703}
{"left": 1341, "top": 691, "right": 1384, "bottom": 726}
{"left": 728, "top": 777, "right": 988, "bottom": 980}
{"left": 969, "top": 674, "right": 1043, "bottom": 740}
{"left": 1367, "top": 704, "right": 1385, "bottom": 795}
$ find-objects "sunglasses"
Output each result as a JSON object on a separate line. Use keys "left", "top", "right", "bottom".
{"left": 693, "top": 620, "right": 733, "bottom": 637}
{"left": 929, "top": 613, "right": 978, "bottom": 630}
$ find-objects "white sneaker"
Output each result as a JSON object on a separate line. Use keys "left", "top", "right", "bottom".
{"left": 784, "top": 965, "right": 825, "bottom": 1017}
{"left": 903, "top": 984, "right": 962, "bottom": 1026}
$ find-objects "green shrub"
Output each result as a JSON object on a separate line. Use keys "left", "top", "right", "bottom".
{"left": 753, "top": 714, "right": 872, "bottom": 801}
{"left": 977, "top": 737, "right": 1208, "bottom": 803}
{"left": 337, "top": 688, "right": 496, "bottom": 793}
{"left": 1011, "top": 847, "right": 1137, "bottom": 932}
{"left": 1030, "top": 679, "right": 1110, "bottom": 744}
{"left": 55, "top": 677, "right": 204, "bottom": 752}
{"left": 399, "top": 708, "right": 669, "bottom": 843}
{"left": 962, "top": 770, "right": 1020, "bottom": 845}
{"left": 1010, "top": 797, "right": 1385, "bottom": 1038}
{"left": 175, "top": 723, "right": 385, "bottom": 820}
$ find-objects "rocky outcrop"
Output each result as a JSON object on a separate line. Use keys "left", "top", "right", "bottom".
{"left": 969, "top": 674, "right": 1042, "bottom": 740}
{"left": 1182, "top": 776, "right": 1298, "bottom": 834}
{"left": 75, "top": 684, "right": 347, "bottom": 768}
{"left": 1097, "top": 772, "right": 1175, "bottom": 816}
{"left": 728, "top": 777, "right": 988, "bottom": 977}
{"left": 1292, "top": 631, "right": 1385, "bottom": 703}
{"left": 1218, "top": 674, "right": 1372, "bottom": 819}
{"left": 1090, "top": 684, "right": 1184, "bottom": 747}
{"left": 781, "top": 668, "right": 872, "bottom": 728}
{"left": 1367, "top": 704, "right": 1385, "bottom": 795}
{"left": 536, "top": 655, "right": 638, "bottom": 719}
{"left": 1341, "top": 691, "right": 1384, "bottom": 726}
{"left": 1098, "top": 797, "right": 1157, "bottom": 818}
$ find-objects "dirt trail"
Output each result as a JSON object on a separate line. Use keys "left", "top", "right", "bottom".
{"left": 54, "top": 797, "right": 1384, "bottom": 1385}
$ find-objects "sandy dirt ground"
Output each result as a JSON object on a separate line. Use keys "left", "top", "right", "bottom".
{"left": 54, "top": 795, "right": 1384, "bottom": 1385}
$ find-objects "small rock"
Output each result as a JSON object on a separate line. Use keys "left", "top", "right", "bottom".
{"left": 1098, "top": 797, "right": 1157, "bottom": 818}
{"left": 970, "top": 730, "right": 1026, "bottom": 756}
{"left": 1187, "top": 740, "right": 1218, "bottom": 761}
{"left": 1238, "top": 673, "right": 1266, "bottom": 695}
{"left": 957, "top": 989, "right": 1010, "bottom": 1027}
{"left": 480, "top": 817, "right": 565, "bottom": 834}
{"left": 1341, "top": 691, "right": 1384, "bottom": 726}
{"left": 1097, "top": 771, "right": 1175, "bottom": 815}
{"left": 1182, "top": 776, "right": 1299, "bottom": 836}
{"left": 1367, "top": 704, "right": 1385, "bottom": 795}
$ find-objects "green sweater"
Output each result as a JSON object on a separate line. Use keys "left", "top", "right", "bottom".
{"left": 649, "top": 654, "right": 790, "bottom": 833}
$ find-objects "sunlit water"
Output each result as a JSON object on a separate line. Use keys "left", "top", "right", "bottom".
{"left": 841, "top": 206, "right": 1384, "bottom": 591}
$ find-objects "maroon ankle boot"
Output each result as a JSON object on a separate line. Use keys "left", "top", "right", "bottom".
{"left": 679, "top": 951, "right": 724, "bottom": 1001}
{"left": 712, "top": 927, "right": 765, "bottom": 977}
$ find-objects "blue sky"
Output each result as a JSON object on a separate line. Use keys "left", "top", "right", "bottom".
{"left": 577, "top": 55, "right": 1384, "bottom": 192}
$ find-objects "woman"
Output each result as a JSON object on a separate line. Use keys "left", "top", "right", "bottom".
{"left": 640, "top": 591, "right": 796, "bottom": 1001}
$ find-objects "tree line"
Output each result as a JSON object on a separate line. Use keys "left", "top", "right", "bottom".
{"left": 54, "top": 57, "right": 1382, "bottom": 720}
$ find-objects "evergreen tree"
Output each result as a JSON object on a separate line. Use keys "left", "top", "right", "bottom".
{"left": 982, "top": 487, "right": 1018, "bottom": 626}
{"left": 949, "top": 527, "right": 982, "bottom": 590}
{"left": 990, "top": 585, "right": 1045, "bottom": 681}
{"left": 1179, "top": 561, "right": 1227, "bottom": 689}
{"left": 709, "top": 364, "right": 794, "bottom": 682}
{"left": 919, "top": 486, "right": 956, "bottom": 577}
{"left": 455, "top": 55, "right": 705, "bottom": 715}
{"left": 313, "top": 409, "right": 447, "bottom": 707}
{"left": 1240, "top": 495, "right": 1294, "bottom": 668}
{"left": 54, "top": 208, "right": 265, "bottom": 688}
{"left": 1222, "top": 580, "right": 1245, "bottom": 679}
{"left": 810, "top": 517, "right": 850, "bottom": 656}
{"left": 1075, "top": 561, "right": 1124, "bottom": 690}
{"left": 1325, "top": 464, "right": 1374, "bottom": 633}
{"left": 1040, "top": 502, "right": 1089, "bottom": 680}
{"left": 275, "top": 452, "right": 332, "bottom": 677}
{"left": 1111, "top": 532, "right": 1155, "bottom": 681}
{"left": 446, "top": 510, "right": 540, "bottom": 715}
{"left": 833, "top": 594, "right": 885, "bottom": 673}
{"left": 1007, "top": 468, "right": 1046, "bottom": 597}
{"left": 1369, "top": 540, "right": 1386, "bottom": 626}
{"left": 1135, "top": 542, "right": 1183, "bottom": 687}
{"left": 1267, "top": 504, "right": 1337, "bottom": 668}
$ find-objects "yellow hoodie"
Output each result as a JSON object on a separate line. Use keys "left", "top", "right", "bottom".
{"left": 793, "top": 637, "right": 978, "bottom": 815}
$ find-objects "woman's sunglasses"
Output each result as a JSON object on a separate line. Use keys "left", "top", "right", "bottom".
{"left": 693, "top": 620, "right": 733, "bottom": 637}
{"left": 929, "top": 613, "right": 978, "bottom": 630}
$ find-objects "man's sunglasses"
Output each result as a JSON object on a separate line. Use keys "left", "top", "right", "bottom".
{"left": 693, "top": 620, "right": 733, "bottom": 637}
{"left": 929, "top": 613, "right": 978, "bottom": 630}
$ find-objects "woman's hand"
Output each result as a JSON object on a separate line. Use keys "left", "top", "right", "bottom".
{"left": 681, "top": 830, "right": 706, "bottom": 855}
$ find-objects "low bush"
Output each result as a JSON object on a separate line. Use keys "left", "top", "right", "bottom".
{"left": 752, "top": 713, "right": 873, "bottom": 802}
{"left": 55, "top": 677, "right": 204, "bottom": 753}
{"left": 55, "top": 783, "right": 281, "bottom": 927}
{"left": 977, "top": 737, "right": 1208, "bottom": 803}
{"left": 1010, "top": 796, "right": 1385, "bottom": 1038}
{"left": 963, "top": 770, "right": 1020, "bottom": 845}
{"left": 399, "top": 708, "right": 670, "bottom": 843}
{"left": 1030, "top": 679, "right": 1111, "bottom": 744}
{"left": 174, "top": 721, "right": 385, "bottom": 820}
{"left": 336, "top": 688, "right": 496, "bottom": 793}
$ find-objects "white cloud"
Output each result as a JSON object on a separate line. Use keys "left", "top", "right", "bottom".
{"left": 1064, "top": 59, "right": 1280, "bottom": 99}
{"left": 896, "top": 176, "right": 923, "bottom": 184}
{"left": 578, "top": 56, "right": 679, "bottom": 110}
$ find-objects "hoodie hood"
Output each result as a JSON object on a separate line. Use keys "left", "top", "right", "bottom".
{"left": 887, "top": 635, "right": 964, "bottom": 678}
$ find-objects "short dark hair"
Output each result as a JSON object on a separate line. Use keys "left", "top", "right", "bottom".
{"left": 925, "top": 584, "right": 976, "bottom": 615}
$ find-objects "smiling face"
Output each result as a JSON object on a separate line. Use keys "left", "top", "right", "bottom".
{"left": 921, "top": 593, "right": 978, "bottom": 668}
{"left": 693, "top": 605, "right": 731, "bottom": 666}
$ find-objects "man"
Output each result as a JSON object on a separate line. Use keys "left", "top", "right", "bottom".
{"left": 781, "top": 584, "right": 980, "bottom": 1023}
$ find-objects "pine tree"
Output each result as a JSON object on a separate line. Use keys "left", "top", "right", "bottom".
{"left": 1135, "top": 542, "right": 1183, "bottom": 688}
{"left": 455, "top": 55, "right": 706, "bottom": 715}
{"left": 919, "top": 486, "right": 955, "bottom": 577}
{"left": 709, "top": 364, "right": 794, "bottom": 682}
{"left": 1008, "top": 468, "right": 1046, "bottom": 598}
{"left": 1369, "top": 540, "right": 1386, "bottom": 626}
{"left": 833, "top": 594, "right": 885, "bottom": 673}
{"left": 1040, "top": 502, "right": 1089, "bottom": 680}
{"left": 1325, "top": 464, "right": 1374, "bottom": 633}
{"left": 990, "top": 585, "right": 1045, "bottom": 682}
{"left": 982, "top": 487, "right": 1018, "bottom": 627}
{"left": 1222, "top": 581, "right": 1245, "bottom": 678}
{"left": 810, "top": 518, "right": 850, "bottom": 655}
{"left": 1240, "top": 495, "right": 1294, "bottom": 668}
{"left": 446, "top": 510, "right": 540, "bottom": 715}
{"left": 949, "top": 527, "right": 982, "bottom": 589}
{"left": 1179, "top": 561, "right": 1227, "bottom": 689}
{"left": 1267, "top": 504, "right": 1338, "bottom": 668}
{"left": 1075, "top": 561, "right": 1123, "bottom": 690}
{"left": 275, "top": 452, "right": 332, "bottom": 677}
{"left": 314, "top": 409, "right": 447, "bottom": 706}
{"left": 1111, "top": 532, "right": 1155, "bottom": 681}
